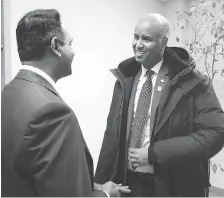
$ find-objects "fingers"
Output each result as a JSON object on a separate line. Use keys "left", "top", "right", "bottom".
{"left": 128, "top": 148, "right": 139, "bottom": 159}
{"left": 128, "top": 156, "right": 137, "bottom": 162}
{"left": 128, "top": 150, "right": 138, "bottom": 162}
{"left": 128, "top": 152, "right": 137, "bottom": 158}
{"left": 115, "top": 186, "right": 131, "bottom": 194}
{"left": 118, "top": 186, "right": 129, "bottom": 189}
{"left": 128, "top": 148, "right": 137, "bottom": 153}
{"left": 132, "top": 162, "right": 139, "bottom": 167}
{"left": 128, "top": 153, "right": 139, "bottom": 164}
{"left": 119, "top": 188, "right": 131, "bottom": 194}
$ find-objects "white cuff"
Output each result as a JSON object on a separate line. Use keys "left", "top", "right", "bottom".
{"left": 101, "top": 190, "right": 110, "bottom": 198}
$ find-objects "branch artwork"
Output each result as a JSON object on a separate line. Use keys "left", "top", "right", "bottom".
{"left": 174, "top": 0, "right": 224, "bottom": 82}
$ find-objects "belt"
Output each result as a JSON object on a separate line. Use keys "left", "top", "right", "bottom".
{"left": 127, "top": 160, "right": 154, "bottom": 173}
{"left": 127, "top": 169, "right": 154, "bottom": 177}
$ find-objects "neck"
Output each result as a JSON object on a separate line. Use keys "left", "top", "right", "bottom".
{"left": 22, "top": 60, "right": 59, "bottom": 82}
{"left": 143, "top": 57, "right": 163, "bottom": 70}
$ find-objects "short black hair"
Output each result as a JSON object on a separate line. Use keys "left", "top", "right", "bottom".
{"left": 16, "top": 9, "right": 64, "bottom": 62}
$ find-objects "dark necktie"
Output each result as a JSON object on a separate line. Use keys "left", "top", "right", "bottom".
{"left": 130, "top": 69, "right": 154, "bottom": 149}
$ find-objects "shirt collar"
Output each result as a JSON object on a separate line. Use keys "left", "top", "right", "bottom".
{"left": 21, "top": 65, "right": 57, "bottom": 89}
{"left": 141, "top": 58, "right": 164, "bottom": 77}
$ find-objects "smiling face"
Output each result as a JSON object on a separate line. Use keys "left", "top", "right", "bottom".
{"left": 132, "top": 18, "right": 166, "bottom": 69}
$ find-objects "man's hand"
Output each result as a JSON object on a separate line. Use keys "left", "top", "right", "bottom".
{"left": 128, "top": 147, "right": 149, "bottom": 169}
{"left": 100, "top": 181, "right": 131, "bottom": 197}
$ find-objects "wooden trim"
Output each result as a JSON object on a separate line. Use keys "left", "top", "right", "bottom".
{"left": 1, "top": 0, "right": 6, "bottom": 90}
{"left": 1, "top": 0, "right": 12, "bottom": 88}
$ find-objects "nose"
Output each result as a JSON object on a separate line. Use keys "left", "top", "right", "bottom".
{"left": 71, "top": 47, "right": 75, "bottom": 56}
{"left": 135, "top": 39, "right": 144, "bottom": 50}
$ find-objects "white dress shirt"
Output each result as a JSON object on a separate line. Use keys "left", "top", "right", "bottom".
{"left": 21, "top": 65, "right": 57, "bottom": 91}
{"left": 129, "top": 58, "right": 163, "bottom": 173}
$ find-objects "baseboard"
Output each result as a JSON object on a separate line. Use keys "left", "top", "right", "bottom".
{"left": 209, "top": 186, "right": 224, "bottom": 197}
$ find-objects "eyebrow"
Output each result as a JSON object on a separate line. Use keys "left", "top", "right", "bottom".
{"left": 134, "top": 34, "right": 153, "bottom": 40}
{"left": 142, "top": 35, "right": 153, "bottom": 39}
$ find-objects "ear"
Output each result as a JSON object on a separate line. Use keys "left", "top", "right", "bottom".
{"left": 50, "top": 37, "right": 62, "bottom": 57}
{"left": 161, "top": 37, "right": 168, "bottom": 54}
{"left": 162, "top": 37, "right": 168, "bottom": 49}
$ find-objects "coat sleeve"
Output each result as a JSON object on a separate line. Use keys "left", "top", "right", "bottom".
{"left": 95, "top": 80, "right": 122, "bottom": 184}
{"left": 148, "top": 81, "right": 224, "bottom": 168}
{"left": 14, "top": 102, "right": 106, "bottom": 197}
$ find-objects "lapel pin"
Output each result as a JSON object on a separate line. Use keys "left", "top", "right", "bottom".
{"left": 157, "top": 86, "right": 162, "bottom": 92}
{"left": 160, "top": 79, "right": 165, "bottom": 83}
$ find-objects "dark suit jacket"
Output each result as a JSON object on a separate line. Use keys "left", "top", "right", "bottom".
{"left": 1, "top": 70, "right": 105, "bottom": 197}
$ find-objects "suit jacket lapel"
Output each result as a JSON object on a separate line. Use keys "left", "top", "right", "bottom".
{"left": 150, "top": 62, "right": 169, "bottom": 135}
{"left": 15, "top": 69, "right": 60, "bottom": 97}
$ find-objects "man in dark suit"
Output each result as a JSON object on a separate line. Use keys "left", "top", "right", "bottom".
{"left": 95, "top": 13, "right": 224, "bottom": 197}
{"left": 1, "top": 9, "right": 130, "bottom": 197}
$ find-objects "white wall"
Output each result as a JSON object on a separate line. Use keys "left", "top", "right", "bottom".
{"left": 6, "top": 0, "right": 163, "bottom": 170}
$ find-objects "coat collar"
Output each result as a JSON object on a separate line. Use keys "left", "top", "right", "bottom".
{"left": 111, "top": 47, "right": 196, "bottom": 83}
{"left": 15, "top": 69, "right": 60, "bottom": 97}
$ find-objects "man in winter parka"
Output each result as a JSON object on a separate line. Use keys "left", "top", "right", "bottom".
{"left": 95, "top": 13, "right": 224, "bottom": 197}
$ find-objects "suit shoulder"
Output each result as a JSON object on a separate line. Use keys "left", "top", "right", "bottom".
{"left": 18, "top": 78, "right": 60, "bottom": 104}
{"left": 3, "top": 78, "right": 69, "bottom": 119}
{"left": 39, "top": 101, "right": 71, "bottom": 113}
{"left": 28, "top": 101, "right": 74, "bottom": 128}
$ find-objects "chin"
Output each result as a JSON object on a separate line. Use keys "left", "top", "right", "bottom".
{"left": 135, "top": 57, "right": 144, "bottom": 64}
{"left": 66, "top": 64, "right": 72, "bottom": 76}
{"left": 67, "top": 69, "right": 72, "bottom": 76}
{"left": 61, "top": 70, "right": 72, "bottom": 78}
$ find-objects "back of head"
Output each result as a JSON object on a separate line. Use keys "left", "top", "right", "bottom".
{"left": 16, "top": 9, "right": 64, "bottom": 62}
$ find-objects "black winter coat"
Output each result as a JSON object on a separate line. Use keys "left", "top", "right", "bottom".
{"left": 95, "top": 47, "right": 224, "bottom": 197}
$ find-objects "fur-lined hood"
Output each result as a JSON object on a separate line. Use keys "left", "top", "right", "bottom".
{"left": 112, "top": 46, "right": 196, "bottom": 80}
